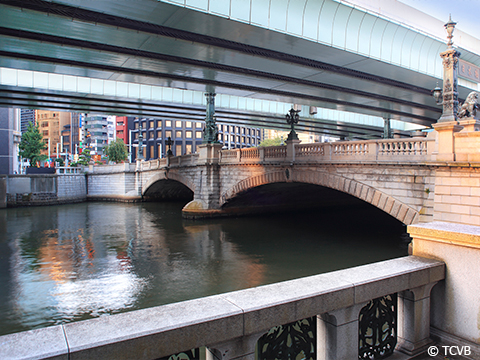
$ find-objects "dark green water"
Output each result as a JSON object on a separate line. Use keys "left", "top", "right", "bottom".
{"left": 0, "top": 201, "right": 408, "bottom": 336}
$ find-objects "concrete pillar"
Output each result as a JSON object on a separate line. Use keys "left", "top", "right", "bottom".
{"left": 397, "top": 283, "right": 437, "bottom": 355}
{"left": 318, "top": 303, "right": 367, "bottom": 360}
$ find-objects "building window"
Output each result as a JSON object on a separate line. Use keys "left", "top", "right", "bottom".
{"left": 196, "top": 131, "right": 202, "bottom": 139}
{"left": 176, "top": 130, "right": 182, "bottom": 138}
{"left": 186, "top": 121, "right": 192, "bottom": 128}
{"left": 149, "top": 120, "right": 154, "bottom": 129}
{"left": 158, "top": 144, "right": 162, "bottom": 158}
{"left": 175, "top": 120, "right": 182, "bottom": 128}
{"left": 117, "top": 121, "right": 124, "bottom": 126}
{"left": 165, "top": 120, "right": 172, "bottom": 127}
{"left": 150, "top": 145, "right": 154, "bottom": 159}
{"left": 157, "top": 130, "right": 162, "bottom": 138}
{"left": 186, "top": 144, "right": 192, "bottom": 154}
{"left": 236, "top": 135, "right": 240, "bottom": 143}
{"left": 42, "top": 130, "right": 49, "bottom": 136}
{"left": 135, "top": 122, "right": 139, "bottom": 129}
{"left": 242, "top": 136, "right": 246, "bottom": 143}
{"left": 149, "top": 132, "right": 154, "bottom": 139}
{"left": 241, "top": 128, "right": 245, "bottom": 134}
{"left": 186, "top": 131, "right": 192, "bottom": 138}
{"left": 165, "top": 130, "right": 172, "bottom": 138}
{"left": 196, "top": 122, "right": 202, "bottom": 129}
{"left": 175, "top": 144, "right": 182, "bottom": 156}
{"left": 157, "top": 120, "right": 162, "bottom": 128}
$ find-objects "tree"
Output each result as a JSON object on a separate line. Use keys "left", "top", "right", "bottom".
{"left": 104, "top": 139, "right": 129, "bottom": 164}
{"left": 258, "top": 137, "right": 283, "bottom": 147}
{"left": 19, "top": 122, "right": 47, "bottom": 166}
{"left": 75, "top": 148, "right": 91, "bottom": 166}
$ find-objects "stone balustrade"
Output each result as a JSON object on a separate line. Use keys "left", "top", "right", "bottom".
{"left": 113, "top": 138, "right": 434, "bottom": 170}
{"left": 214, "top": 138, "right": 434, "bottom": 165}
{"left": 0, "top": 255, "right": 444, "bottom": 360}
{"left": 55, "top": 166, "right": 84, "bottom": 174}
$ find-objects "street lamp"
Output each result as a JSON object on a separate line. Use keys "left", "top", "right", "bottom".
{"left": 166, "top": 136, "right": 173, "bottom": 156}
{"left": 431, "top": 16, "right": 461, "bottom": 123}
{"left": 285, "top": 107, "right": 300, "bottom": 141}
{"left": 137, "top": 124, "right": 144, "bottom": 160}
{"left": 432, "top": 83, "right": 443, "bottom": 105}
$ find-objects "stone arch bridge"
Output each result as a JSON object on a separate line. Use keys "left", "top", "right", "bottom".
{"left": 87, "top": 137, "right": 440, "bottom": 225}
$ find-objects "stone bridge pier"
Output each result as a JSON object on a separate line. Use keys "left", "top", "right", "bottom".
{"left": 135, "top": 138, "right": 437, "bottom": 225}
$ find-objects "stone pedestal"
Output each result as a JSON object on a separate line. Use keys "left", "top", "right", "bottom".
{"left": 458, "top": 118, "right": 480, "bottom": 132}
{"left": 408, "top": 222, "right": 480, "bottom": 352}
{"left": 197, "top": 143, "right": 223, "bottom": 164}
{"left": 285, "top": 139, "right": 301, "bottom": 162}
{"left": 432, "top": 121, "right": 463, "bottom": 162}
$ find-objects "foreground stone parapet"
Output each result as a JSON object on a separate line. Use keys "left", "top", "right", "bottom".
{"left": 0, "top": 256, "right": 444, "bottom": 360}
{"left": 409, "top": 221, "right": 480, "bottom": 358}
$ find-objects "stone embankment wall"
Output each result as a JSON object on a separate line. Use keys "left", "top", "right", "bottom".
{"left": 4, "top": 174, "right": 86, "bottom": 207}
{"left": 86, "top": 163, "right": 140, "bottom": 201}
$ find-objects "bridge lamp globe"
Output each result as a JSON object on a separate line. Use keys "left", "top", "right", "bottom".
{"left": 432, "top": 84, "right": 443, "bottom": 105}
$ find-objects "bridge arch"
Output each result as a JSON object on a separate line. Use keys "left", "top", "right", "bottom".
{"left": 142, "top": 170, "right": 195, "bottom": 197}
{"left": 220, "top": 169, "right": 419, "bottom": 225}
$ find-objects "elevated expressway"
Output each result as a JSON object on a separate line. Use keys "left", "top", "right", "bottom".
{"left": 0, "top": 0, "right": 479, "bottom": 139}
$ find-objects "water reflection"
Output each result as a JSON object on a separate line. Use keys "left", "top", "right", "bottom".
{"left": 0, "top": 201, "right": 406, "bottom": 336}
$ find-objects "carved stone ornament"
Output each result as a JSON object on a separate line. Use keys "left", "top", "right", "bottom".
{"left": 458, "top": 91, "right": 480, "bottom": 118}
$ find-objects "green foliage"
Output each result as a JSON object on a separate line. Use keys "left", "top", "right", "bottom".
{"left": 54, "top": 157, "right": 65, "bottom": 167}
{"left": 19, "top": 122, "right": 47, "bottom": 165}
{"left": 104, "top": 139, "right": 129, "bottom": 164}
{"left": 77, "top": 148, "right": 91, "bottom": 166}
{"left": 258, "top": 137, "right": 283, "bottom": 147}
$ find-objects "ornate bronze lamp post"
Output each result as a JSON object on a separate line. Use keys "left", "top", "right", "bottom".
{"left": 203, "top": 93, "right": 219, "bottom": 144}
{"left": 137, "top": 124, "right": 144, "bottom": 160}
{"left": 432, "top": 16, "right": 461, "bottom": 123}
{"left": 285, "top": 107, "right": 300, "bottom": 141}
{"left": 166, "top": 136, "right": 173, "bottom": 156}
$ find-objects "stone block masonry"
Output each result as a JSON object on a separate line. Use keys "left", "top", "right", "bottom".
{"left": 5, "top": 174, "right": 86, "bottom": 207}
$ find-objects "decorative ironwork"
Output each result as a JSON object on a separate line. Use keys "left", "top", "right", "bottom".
{"left": 137, "top": 123, "right": 144, "bottom": 160}
{"left": 257, "top": 317, "right": 316, "bottom": 360}
{"left": 157, "top": 348, "right": 200, "bottom": 360}
{"left": 285, "top": 108, "right": 300, "bottom": 141}
{"left": 203, "top": 93, "right": 219, "bottom": 144}
{"left": 359, "top": 293, "right": 397, "bottom": 360}
{"left": 166, "top": 136, "right": 173, "bottom": 156}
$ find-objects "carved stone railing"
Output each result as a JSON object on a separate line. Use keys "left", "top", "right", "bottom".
{"left": 0, "top": 256, "right": 444, "bottom": 360}
{"left": 217, "top": 139, "right": 434, "bottom": 164}
{"left": 88, "top": 138, "right": 434, "bottom": 172}
{"left": 55, "top": 166, "right": 84, "bottom": 174}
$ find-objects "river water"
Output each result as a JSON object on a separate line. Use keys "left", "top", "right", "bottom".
{"left": 0, "top": 201, "right": 408, "bottom": 336}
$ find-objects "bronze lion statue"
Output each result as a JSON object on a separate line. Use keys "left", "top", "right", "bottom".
{"left": 458, "top": 91, "right": 479, "bottom": 118}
